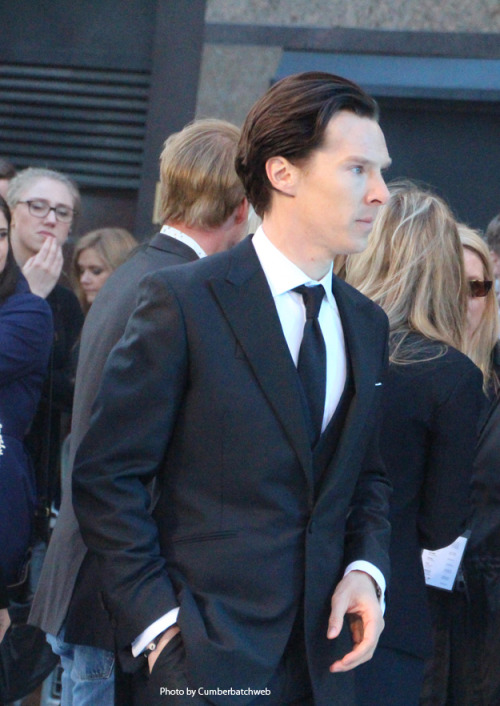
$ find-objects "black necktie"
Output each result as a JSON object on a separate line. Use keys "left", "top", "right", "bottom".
{"left": 294, "top": 284, "right": 326, "bottom": 446}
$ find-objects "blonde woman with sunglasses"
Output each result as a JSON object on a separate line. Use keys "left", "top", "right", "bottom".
{"left": 423, "top": 227, "right": 500, "bottom": 706}
{"left": 342, "top": 181, "right": 484, "bottom": 706}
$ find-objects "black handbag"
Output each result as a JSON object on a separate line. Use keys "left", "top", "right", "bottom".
{"left": 0, "top": 554, "right": 58, "bottom": 704}
{"left": 0, "top": 601, "right": 59, "bottom": 704}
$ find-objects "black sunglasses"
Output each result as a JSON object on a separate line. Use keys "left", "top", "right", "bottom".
{"left": 468, "top": 279, "right": 493, "bottom": 298}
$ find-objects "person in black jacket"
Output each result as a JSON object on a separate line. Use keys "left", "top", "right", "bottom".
{"left": 72, "top": 74, "right": 392, "bottom": 706}
{"left": 344, "top": 181, "right": 484, "bottom": 706}
{"left": 420, "top": 226, "right": 500, "bottom": 706}
{"left": 30, "top": 119, "right": 249, "bottom": 706}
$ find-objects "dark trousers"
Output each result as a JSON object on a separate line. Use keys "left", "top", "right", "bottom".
{"left": 355, "top": 646, "right": 425, "bottom": 706}
{"left": 131, "top": 614, "right": 313, "bottom": 706}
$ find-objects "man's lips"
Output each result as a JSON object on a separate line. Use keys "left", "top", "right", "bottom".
{"left": 356, "top": 218, "right": 374, "bottom": 228}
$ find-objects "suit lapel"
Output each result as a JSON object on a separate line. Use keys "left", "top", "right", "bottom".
{"left": 321, "top": 276, "right": 384, "bottom": 481}
{"left": 208, "top": 239, "right": 314, "bottom": 482}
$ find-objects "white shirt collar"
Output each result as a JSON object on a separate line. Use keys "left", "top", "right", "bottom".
{"left": 160, "top": 224, "right": 207, "bottom": 259}
{"left": 252, "top": 225, "right": 334, "bottom": 305}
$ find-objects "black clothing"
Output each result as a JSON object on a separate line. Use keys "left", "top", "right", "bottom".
{"left": 355, "top": 335, "right": 483, "bottom": 705}
{"left": 73, "top": 236, "right": 391, "bottom": 705}
{"left": 25, "top": 284, "right": 83, "bottom": 518}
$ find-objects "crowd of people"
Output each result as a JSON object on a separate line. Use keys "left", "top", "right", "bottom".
{"left": 0, "top": 72, "right": 499, "bottom": 706}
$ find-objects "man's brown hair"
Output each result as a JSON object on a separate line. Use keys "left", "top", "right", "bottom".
{"left": 235, "top": 71, "right": 380, "bottom": 217}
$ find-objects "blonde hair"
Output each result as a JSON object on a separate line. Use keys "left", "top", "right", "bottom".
{"left": 159, "top": 119, "right": 245, "bottom": 228}
{"left": 72, "top": 227, "right": 138, "bottom": 311}
{"left": 345, "top": 181, "right": 466, "bottom": 364}
{"left": 7, "top": 166, "right": 81, "bottom": 216}
{"left": 459, "top": 223, "right": 499, "bottom": 393}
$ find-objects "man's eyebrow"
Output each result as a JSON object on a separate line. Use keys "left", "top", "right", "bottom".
{"left": 342, "top": 155, "right": 392, "bottom": 169}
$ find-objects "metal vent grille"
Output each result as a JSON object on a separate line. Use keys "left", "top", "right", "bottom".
{"left": 0, "top": 64, "right": 150, "bottom": 189}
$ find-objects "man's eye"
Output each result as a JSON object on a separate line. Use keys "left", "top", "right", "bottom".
{"left": 0, "top": 230, "right": 8, "bottom": 239}
{"left": 352, "top": 166, "right": 364, "bottom": 175}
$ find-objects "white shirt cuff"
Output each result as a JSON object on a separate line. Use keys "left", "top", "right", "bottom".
{"left": 344, "top": 561, "right": 386, "bottom": 614}
{"left": 131, "top": 607, "right": 179, "bottom": 657}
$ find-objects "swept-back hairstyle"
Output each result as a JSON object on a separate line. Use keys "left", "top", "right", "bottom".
{"left": 72, "top": 227, "right": 138, "bottom": 312}
{"left": 159, "top": 118, "right": 244, "bottom": 229}
{"left": 345, "top": 180, "right": 466, "bottom": 364}
{"left": 459, "top": 224, "right": 499, "bottom": 393}
{"left": 0, "top": 195, "right": 20, "bottom": 303}
{"left": 236, "top": 71, "right": 379, "bottom": 217}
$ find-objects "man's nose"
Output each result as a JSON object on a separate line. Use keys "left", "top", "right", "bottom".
{"left": 369, "top": 174, "right": 390, "bottom": 205}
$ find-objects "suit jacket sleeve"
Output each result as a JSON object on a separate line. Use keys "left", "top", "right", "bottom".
{"left": 72, "top": 272, "right": 187, "bottom": 648}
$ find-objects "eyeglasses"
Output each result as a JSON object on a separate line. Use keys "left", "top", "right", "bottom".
{"left": 468, "top": 279, "right": 493, "bottom": 298}
{"left": 18, "top": 199, "right": 75, "bottom": 223}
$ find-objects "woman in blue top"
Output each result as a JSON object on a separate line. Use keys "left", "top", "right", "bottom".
{"left": 0, "top": 194, "right": 53, "bottom": 620}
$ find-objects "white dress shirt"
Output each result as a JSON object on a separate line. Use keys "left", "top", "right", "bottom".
{"left": 132, "top": 226, "right": 385, "bottom": 655}
{"left": 160, "top": 224, "right": 207, "bottom": 259}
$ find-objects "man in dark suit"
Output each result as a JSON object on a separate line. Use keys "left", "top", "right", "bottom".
{"left": 29, "top": 118, "right": 248, "bottom": 706}
{"left": 73, "top": 72, "right": 392, "bottom": 705}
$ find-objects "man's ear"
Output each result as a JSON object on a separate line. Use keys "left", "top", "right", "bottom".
{"left": 265, "top": 156, "right": 299, "bottom": 197}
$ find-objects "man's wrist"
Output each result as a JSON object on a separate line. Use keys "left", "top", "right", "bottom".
{"left": 144, "top": 624, "right": 179, "bottom": 659}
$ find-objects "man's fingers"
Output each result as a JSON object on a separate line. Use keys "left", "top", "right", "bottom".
{"left": 329, "top": 613, "right": 380, "bottom": 673}
{"left": 327, "top": 591, "right": 348, "bottom": 639}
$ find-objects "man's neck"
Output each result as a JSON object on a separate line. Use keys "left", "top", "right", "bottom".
{"left": 261, "top": 215, "right": 332, "bottom": 281}
{"left": 164, "top": 220, "right": 230, "bottom": 257}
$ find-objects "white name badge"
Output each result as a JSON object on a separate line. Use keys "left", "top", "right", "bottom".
{"left": 421, "top": 531, "right": 470, "bottom": 591}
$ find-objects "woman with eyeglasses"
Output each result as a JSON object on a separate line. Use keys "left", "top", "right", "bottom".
{"left": 5, "top": 168, "right": 84, "bottom": 568}
{"left": 340, "top": 181, "right": 484, "bottom": 706}
{"left": 0, "top": 194, "right": 53, "bottom": 638}
{"left": 421, "top": 226, "right": 500, "bottom": 706}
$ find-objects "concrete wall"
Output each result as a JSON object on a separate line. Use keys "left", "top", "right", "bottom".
{"left": 196, "top": 0, "right": 499, "bottom": 125}
{"left": 205, "top": 0, "right": 499, "bottom": 32}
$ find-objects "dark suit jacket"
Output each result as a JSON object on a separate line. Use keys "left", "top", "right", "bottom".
{"left": 29, "top": 233, "right": 199, "bottom": 644}
{"left": 73, "top": 236, "right": 391, "bottom": 705}
{"left": 374, "top": 336, "right": 483, "bottom": 660}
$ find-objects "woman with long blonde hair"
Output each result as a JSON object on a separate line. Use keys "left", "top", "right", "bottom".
{"left": 345, "top": 181, "right": 484, "bottom": 706}
{"left": 422, "top": 227, "right": 500, "bottom": 705}
{"left": 459, "top": 224, "right": 499, "bottom": 392}
{"left": 72, "top": 227, "right": 138, "bottom": 314}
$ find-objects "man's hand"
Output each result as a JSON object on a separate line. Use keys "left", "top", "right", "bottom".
{"left": 147, "top": 624, "right": 180, "bottom": 673}
{"left": 327, "top": 570, "right": 384, "bottom": 673}
{"left": 0, "top": 608, "right": 11, "bottom": 643}
{"left": 22, "top": 236, "right": 63, "bottom": 298}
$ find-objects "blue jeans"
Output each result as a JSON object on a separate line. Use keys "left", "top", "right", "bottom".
{"left": 47, "top": 629, "right": 115, "bottom": 706}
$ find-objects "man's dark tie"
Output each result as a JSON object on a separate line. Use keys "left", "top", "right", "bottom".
{"left": 294, "top": 284, "right": 326, "bottom": 446}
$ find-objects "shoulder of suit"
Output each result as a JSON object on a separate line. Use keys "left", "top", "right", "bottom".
{"left": 334, "top": 275, "right": 388, "bottom": 322}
